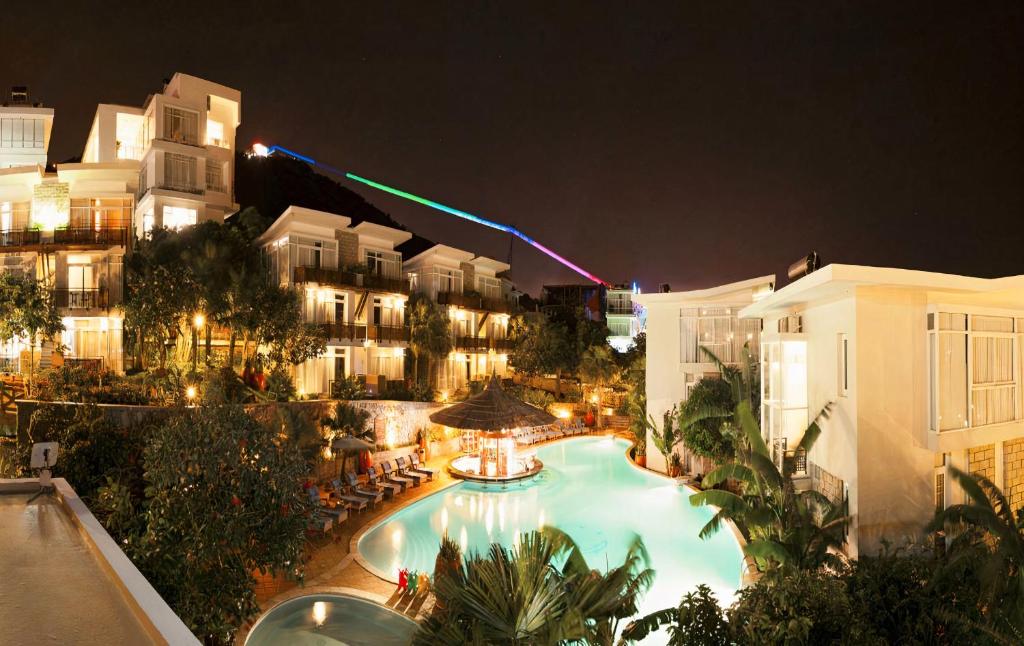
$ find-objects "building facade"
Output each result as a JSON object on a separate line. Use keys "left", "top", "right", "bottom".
{"left": 740, "top": 264, "right": 1024, "bottom": 557}
{"left": 0, "top": 73, "right": 240, "bottom": 376}
{"left": 403, "top": 244, "right": 515, "bottom": 393}
{"left": 634, "top": 276, "right": 775, "bottom": 474}
{"left": 257, "top": 206, "right": 412, "bottom": 396}
{"left": 606, "top": 283, "right": 644, "bottom": 352}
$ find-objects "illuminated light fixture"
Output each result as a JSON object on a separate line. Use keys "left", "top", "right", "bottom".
{"left": 254, "top": 144, "right": 611, "bottom": 286}
{"left": 185, "top": 386, "right": 197, "bottom": 399}
{"left": 193, "top": 313, "right": 205, "bottom": 328}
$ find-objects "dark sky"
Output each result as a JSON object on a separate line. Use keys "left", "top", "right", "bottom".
{"left": 4, "top": 2, "right": 1022, "bottom": 294}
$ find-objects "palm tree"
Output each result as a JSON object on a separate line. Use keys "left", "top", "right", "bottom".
{"left": 408, "top": 295, "right": 453, "bottom": 388}
{"left": 929, "top": 467, "right": 1024, "bottom": 641}
{"left": 416, "top": 528, "right": 653, "bottom": 645}
{"left": 321, "top": 401, "right": 373, "bottom": 475}
{"left": 688, "top": 399, "right": 846, "bottom": 572}
{"left": 646, "top": 407, "right": 682, "bottom": 475}
{"left": 579, "top": 345, "right": 619, "bottom": 428}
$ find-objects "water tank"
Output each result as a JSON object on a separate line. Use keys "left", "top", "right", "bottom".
{"left": 787, "top": 252, "right": 822, "bottom": 281}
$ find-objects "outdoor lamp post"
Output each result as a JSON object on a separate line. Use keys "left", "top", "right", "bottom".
{"left": 192, "top": 312, "right": 205, "bottom": 370}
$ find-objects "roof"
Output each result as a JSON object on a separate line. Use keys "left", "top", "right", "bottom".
{"left": 740, "top": 264, "right": 1024, "bottom": 318}
{"left": 429, "top": 376, "right": 556, "bottom": 431}
{"left": 0, "top": 478, "right": 198, "bottom": 645}
{"left": 402, "top": 243, "right": 475, "bottom": 267}
{"left": 351, "top": 221, "right": 413, "bottom": 246}
{"left": 255, "top": 205, "right": 352, "bottom": 246}
{"left": 395, "top": 234, "right": 436, "bottom": 261}
{"left": 469, "top": 256, "right": 511, "bottom": 275}
{"left": 633, "top": 275, "right": 776, "bottom": 307}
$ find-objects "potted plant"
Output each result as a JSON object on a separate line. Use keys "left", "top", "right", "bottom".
{"left": 668, "top": 452, "right": 682, "bottom": 478}
{"left": 633, "top": 437, "right": 647, "bottom": 468}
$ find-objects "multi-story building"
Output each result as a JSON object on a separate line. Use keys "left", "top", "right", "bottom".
{"left": 0, "top": 87, "right": 54, "bottom": 169}
{"left": 0, "top": 73, "right": 239, "bottom": 376}
{"left": 606, "top": 283, "right": 644, "bottom": 352}
{"left": 81, "top": 73, "right": 241, "bottom": 235}
{"left": 403, "top": 243, "right": 515, "bottom": 393}
{"left": 634, "top": 275, "right": 775, "bottom": 473}
{"left": 540, "top": 283, "right": 605, "bottom": 321}
{"left": 739, "top": 264, "right": 1024, "bottom": 557}
{"left": 258, "top": 206, "right": 412, "bottom": 396}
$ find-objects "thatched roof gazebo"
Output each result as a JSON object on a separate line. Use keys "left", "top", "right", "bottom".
{"left": 431, "top": 375, "right": 553, "bottom": 482}
{"left": 429, "top": 375, "right": 555, "bottom": 431}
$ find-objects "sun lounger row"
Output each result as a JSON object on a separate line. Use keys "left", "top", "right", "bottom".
{"left": 309, "top": 453, "right": 437, "bottom": 534}
{"left": 515, "top": 418, "right": 589, "bottom": 445}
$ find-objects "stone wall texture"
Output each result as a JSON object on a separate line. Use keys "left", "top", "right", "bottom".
{"left": 336, "top": 230, "right": 359, "bottom": 267}
{"left": 1004, "top": 437, "right": 1024, "bottom": 513}
{"left": 968, "top": 443, "right": 996, "bottom": 481}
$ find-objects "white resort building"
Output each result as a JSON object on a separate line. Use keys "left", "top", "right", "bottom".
{"left": 635, "top": 276, "right": 775, "bottom": 473}
{"left": 606, "top": 283, "right": 644, "bottom": 352}
{"left": 0, "top": 73, "right": 240, "bottom": 376}
{"left": 258, "top": 206, "right": 412, "bottom": 396}
{"left": 402, "top": 243, "right": 515, "bottom": 393}
{"left": 740, "top": 264, "right": 1024, "bottom": 557}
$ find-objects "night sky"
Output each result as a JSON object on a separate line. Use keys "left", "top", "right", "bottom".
{"left": 4, "top": 2, "right": 1022, "bottom": 294}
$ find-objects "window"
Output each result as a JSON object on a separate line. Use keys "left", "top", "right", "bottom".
{"left": 163, "top": 153, "right": 197, "bottom": 191}
{"left": 162, "top": 205, "right": 197, "bottom": 231}
{"left": 364, "top": 249, "right": 402, "bottom": 278}
{"left": 838, "top": 333, "right": 849, "bottom": 397}
{"left": 0, "top": 117, "right": 45, "bottom": 148}
{"left": 929, "top": 312, "right": 1021, "bottom": 431}
{"left": 206, "top": 119, "right": 225, "bottom": 147}
{"left": 141, "top": 212, "right": 155, "bottom": 236}
{"left": 430, "top": 267, "right": 463, "bottom": 295}
{"left": 205, "top": 160, "right": 225, "bottom": 192}
{"left": 680, "top": 306, "right": 761, "bottom": 364}
{"left": 476, "top": 275, "right": 501, "bottom": 299}
{"left": 1, "top": 202, "right": 9, "bottom": 231}
{"left": 162, "top": 106, "right": 199, "bottom": 145}
{"left": 762, "top": 337, "right": 808, "bottom": 465}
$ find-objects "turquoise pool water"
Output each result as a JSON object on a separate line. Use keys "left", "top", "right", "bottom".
{"left": 245, "top": 593, "right": 417, "bottom": 646}
{"left": 358, "top": 436, "right": 743, "bottom": 629}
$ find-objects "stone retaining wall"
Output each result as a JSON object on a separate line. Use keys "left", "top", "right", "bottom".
{"left": 1004, "top": 437, "right": 1024, "bottom": 513}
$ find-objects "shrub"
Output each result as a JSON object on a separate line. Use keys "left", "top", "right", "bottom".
{"left": 264, "top": 364, "right": 296, "bottom": 402}
{"left": 331, "top": 374, "right": 367, "bottom": 400}
{"left": 201, "top": 367, "right": 253, "bottom": 404}
{"left": 679, "top": 377, "right": 735, "bottom": 460}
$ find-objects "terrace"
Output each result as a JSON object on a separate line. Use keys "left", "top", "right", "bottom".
{"left": 293, "top": 265, "right": 410, "bottom": 295}
{"left": 436, "top": 289, "right": 510, "bottom": 313}
{"left": 0, "top": 226, "right": 128, "bottom": 250}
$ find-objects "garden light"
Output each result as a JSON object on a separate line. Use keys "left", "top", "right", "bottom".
{"left": 193, "top": 312, "right": 205, "bottom": 328}
{"left": 185, "top": 385, "right": 197, "bottom": 400}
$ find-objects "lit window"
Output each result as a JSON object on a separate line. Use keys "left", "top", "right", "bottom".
{"left": 162, "top": 205, "right": 197, "bottom": 231}
{"left": 142, "top": 212, "right": 155, "bottom": 236}
{"left": 206, "top": 119, "right": 225, "bottom": 147}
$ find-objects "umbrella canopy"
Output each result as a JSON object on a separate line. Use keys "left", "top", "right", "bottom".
{"left": 429, "top": 375, "right": 556, "bottom": 431}
{"left": 331, "top": 436, "right": 375, "bottom": 452}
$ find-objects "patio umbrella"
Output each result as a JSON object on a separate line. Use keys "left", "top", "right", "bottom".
{"left": 429, "top": 374, "right": 556, "bottom": 431}
{"left": 331, "top": 436, "right": 375, "bottom": 476}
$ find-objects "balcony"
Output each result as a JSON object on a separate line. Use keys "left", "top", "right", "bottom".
{"left": 53, "top": 227, "right": 128, "bottom": 247}
{"left": 0, "top": 229, "right": 42, "bottom": 248}
{"left": 318, "top": 322, "right": 409, "bottom": 343}
{"left": 154, "top": 182, "right": 204, "bottom": 196}
{"left": 293, "top": 266, "right": 409, "bottom": 295}
{"left": 455, "top": 336, "right": 491, "bottom": 353}
{"left": 52, "top": 288, "right": 109, "bottom": 310}
{"left": 492, "top": 338, "right": 516, "bottom": 352}
{"left": 607, "top": 304, "right": 635, "bottom": 315}
{"left": 437, "top": 290, "right": 511, "bottom": 314}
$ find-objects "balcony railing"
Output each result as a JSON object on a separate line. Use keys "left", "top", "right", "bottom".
{"left": 318, "top": 322, "right": 409, "bottom": 343}
{"left": 455, "top": 336, "right": 491, "bottom": 353}
{"left": 607, "top": 304, "right": 635, "bottom": 315}
{"left": 0, "top": 229, "right": 42, "bottom": 247}
{"left": 53, "top": 227, "right": 128, "bottom": 246}
{"left": 293, "top": 265, "right": 409, "bottom": 295}
{"left": 52, "top": 288, "right": 108, "bottom": 310}
{"left": 437, "top": 290, "right": 510, "bottom": 313}
{"left": 492, "top": 338, "right": 516, "bottom": 352}
{"left": 155, "top": 182, "right": 204, "bottom": 195}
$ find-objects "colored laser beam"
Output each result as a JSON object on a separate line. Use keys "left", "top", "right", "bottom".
{"left": 254, "top": 145, "right": 606, "bottom": 286}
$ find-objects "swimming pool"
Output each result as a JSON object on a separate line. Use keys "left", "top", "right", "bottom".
{"left": 357, "top": 436, "right": 744, "bottom": 627}
{"left": 245, "top": 592, "right": 417, "bottom": 646}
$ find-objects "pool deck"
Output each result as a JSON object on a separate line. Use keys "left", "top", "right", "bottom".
{"left": 239, "top": 428, "right": 754, "bottom": 642}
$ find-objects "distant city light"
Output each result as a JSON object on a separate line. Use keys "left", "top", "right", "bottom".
{"left": 250, "top": 143, "right": 269, "bottom": 157}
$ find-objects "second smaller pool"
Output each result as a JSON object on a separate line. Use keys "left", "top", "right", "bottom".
{"left": 245, "top": 593, "right": 417, "bottom": 646}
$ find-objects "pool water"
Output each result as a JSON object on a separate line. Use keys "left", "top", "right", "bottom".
{"left": 245, "top": 593, "right": 417, "bottom": 646}
{"left": 358, "top": 436, "right": 743, "bottom": 629}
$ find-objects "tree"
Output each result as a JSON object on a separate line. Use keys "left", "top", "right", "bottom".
{"left": 131, "top": 406, "right": 314, "bottom": 645}
{"left": 509, "top": 315, "right": 574, "bottom": 397}
{"left": 0, "top": 271, "right": 64, "bottom": 395}
{"left": 321, "top": 401, "right": 374, "bottom": 474}
{"left": 579, "top": 344, "right": 619, "bottom": 428}
{"left": 408, "top": 294, "right": 453, "bottom": 388}
{"left": 688, "top": 399, "right": 847, "bottom": 573}
{"left": 678, "top": 377, "right": 736, "bottom": 462}
{"left": 647, "top": 407, "right": 682, "bottom": 474}
{"left": 929, "top": 467, "right": 1024, "bottom": 641}
{"left": 416, "top": 528, "right": 653, "bottom": 645}
{"left": 621, "top": 584, "right": 729, "bottom": 645}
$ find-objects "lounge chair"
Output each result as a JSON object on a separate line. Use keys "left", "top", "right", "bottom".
{"left": 368, "top": 467, "right": 399, "bottom": 498}
{"left": 393, "top": 457, "right": 424, "bottom": 486}
{"left": 344, "top": 472, "right": 384, "bottom": 506}
{"left": 325, "top": 479, "right": 369, "bottom": 513}
{"left": 400, "top": 455, "right": 433, "bottom": 481}
{"left": 381, "top": 462, "right": 415, "bottom": 490}
{"left": 409, "top": 453, "right": 436, "bottom": 479}
{"left": 308, "top": 485, "right": 348, "bottom": 525}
